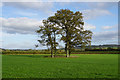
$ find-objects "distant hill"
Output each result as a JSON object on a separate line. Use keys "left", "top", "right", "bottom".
{"left": 75, "top": 44, "right": 120, "bottom": 49}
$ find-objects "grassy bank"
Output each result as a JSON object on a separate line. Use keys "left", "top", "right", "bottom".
{"left": 2, "top": 54, "right": 118, "bottom": 78}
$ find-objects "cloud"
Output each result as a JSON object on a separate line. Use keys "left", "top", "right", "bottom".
{"left": 87, "top": 2, "right": 117, "bottom": 9}
{"left": 84, "top": 23, "right": 96, "bottom": 30}
{"left": 0, "top": 2, "right": 2, "bottom": 17}
{"left": 82, "top": 9, "right": 112, "bottom": 20}
{"left": 1, "top": 17, "right": 43, "bottom": 34}
{"left": 92, "top": 31, "right": 118, "bottom": 44}
{"left": 3, "top": 42, "right": 47, "bottom": 49}
{"left": 94, "top": 31, "right": 117, "bottom": 39}
{"left": 81, "top": 2, "right": 117, "bottom": 20}
{"left": 3, "top": 2, "right": 53, "bottom": 10}
{"left": 0, "top": 2, "right": 3, "bottom": 7}
{"left": 2, "top": 32, "right": 48, "bottom": 49}
{"left": 15, "top": 11, "right": 39, "bottom": 17}
{"left": 102, "top": 25, "right": 116, "bottom": 30}
{"left": 2, "top": 0, "right": 120, "bottom": 2}
{"left": 3, "top": 0, "right": 41, "bottom": 2}
{"left": 3, "top": 41, "right": 34, "bottom": 49}
{"left": 3, "top": 2, "right": 53, "bottom": 15}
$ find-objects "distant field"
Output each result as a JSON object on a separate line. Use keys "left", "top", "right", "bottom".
{"left": 2, "top": 54, "right": 118, "bottom": 78}
{"left": 2, "top": 50, "right": 119, "bottom": 54}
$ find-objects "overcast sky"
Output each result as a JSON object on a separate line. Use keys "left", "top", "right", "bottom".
{"left": 0, "top": 0, "right": 119, "bottom": 49}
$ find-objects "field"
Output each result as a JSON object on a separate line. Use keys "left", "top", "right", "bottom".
{"left": 2, "top": 54, "right": 118, "bottom": 78}
{"left": 2, "top": 50, "right": 120, "bottom": 54}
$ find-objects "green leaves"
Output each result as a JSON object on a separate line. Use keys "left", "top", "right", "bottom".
{"left": 36, "top": 9, "right": 93, "bottom": 57}
{"left": 36, "top": 19, "right": 61, "bottom": 57}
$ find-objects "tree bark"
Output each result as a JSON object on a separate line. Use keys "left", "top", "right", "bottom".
{"left": 65, "top": 28, "right": 69, "bottom": 57}
{"left": 54, "top": 31, "right": 56, "bottom": 57}
{"left": 65, "top": 43, "right": 69, "bottom": 57}
{"left": 51, "top": 46, "right": 54, "bottom": 58}
{"left": 69, "top": 47, "right": 71, "bottom": 57}
{"left": 68, "top": 41, "right": 71, "bottom": 57}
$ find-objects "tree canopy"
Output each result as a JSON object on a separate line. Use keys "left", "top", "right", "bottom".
{"left": 36, "top": 9, "right": 93, "bottom": 57}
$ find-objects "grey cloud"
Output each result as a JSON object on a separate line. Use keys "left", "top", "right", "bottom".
{"left": 92, "top": 31, "right": 118, "bottom": 44}
{"left": 1, "top": 17, "right": 42, "bottom": 34}
{"left": 2, "top": 0, "right": 120, "bottom": 2}
{"left": 3, "top": 41, "right": 34, "bottom": 49}
{"left": 0, "top": 2, "right": 3, "bottom": 7}
{"left": 3, "top": 2, "right": 53, "bottom": 15}
{"left": 3, "top": 38, "right": 48, "bottom": 49}
{"left": 88, "top": 2, "right": 117, "bottom": 9}
{"left": 82, "top": 9, "right": 112, "bottom": 20}
{"left": 82, "top": 2, "right": 117, "bottom": 20}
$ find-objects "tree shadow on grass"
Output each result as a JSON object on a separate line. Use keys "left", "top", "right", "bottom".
{"left": 7, "top": 54, "right": 79, "bottom": 58}
{"left": 44, "top": 55, "right": 79, "bottom": 58}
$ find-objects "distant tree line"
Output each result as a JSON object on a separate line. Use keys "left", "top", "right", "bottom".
{"left": 36, "top": 9, "right": 92, "bottom": 57}
{"left": 2, "top": 49, "right": 120, "bottom": 54}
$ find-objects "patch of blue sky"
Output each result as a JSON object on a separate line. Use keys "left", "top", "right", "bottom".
{"left": 85, "top": 14, "right": 117, "bottom": 31}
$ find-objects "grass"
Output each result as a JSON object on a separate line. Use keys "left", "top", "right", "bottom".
{"left": 2, "top": 54, "right": 118, "bottom": 78}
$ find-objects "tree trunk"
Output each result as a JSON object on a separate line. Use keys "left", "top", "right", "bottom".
{"left": 69, "top": 47, "right": 71, "bottom": 57}
{"left": 51, "top": 48, "right": 54, "bottom": 58}
{"left": 54, "top": 31, "right": 56, "bottom": 57}
{"left": 66, "top": 48, "right": 69, "bottom": 57}
{"left": 51, "top": 45, "right": 54, "bottom": 58}
{"left": 68, "top": 42, "right": 71, "bottom": 57}
{"left": 65, "top": 28, "right": 69, "bottom": 57}
{"left": 54, "top": 48, "right": 56, "bottom": 57}
{"left": 48, "top": 33, "right": 54, "bottom": 58}
{"left": 65, "top": 43, "right": 69, "bottom": 57}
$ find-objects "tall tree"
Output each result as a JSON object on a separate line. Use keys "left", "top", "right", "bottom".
{"left": 36, "top": 9, "right": 92, "bottom": 57}
{"left": 36, "top": 20, "right": 59, "bottom": 57}
{"left": 48, "top": 9, "right": 84, "bottom": 57}
{"left": 50, "top": 25, "right": 59, "bottom": 57}
{"left": 36, "top": 20, "right": 54, "bottom": 57}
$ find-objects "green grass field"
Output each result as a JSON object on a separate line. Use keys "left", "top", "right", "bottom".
{"left": 2, "top": 54, "right": 118, "bottom": 78}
